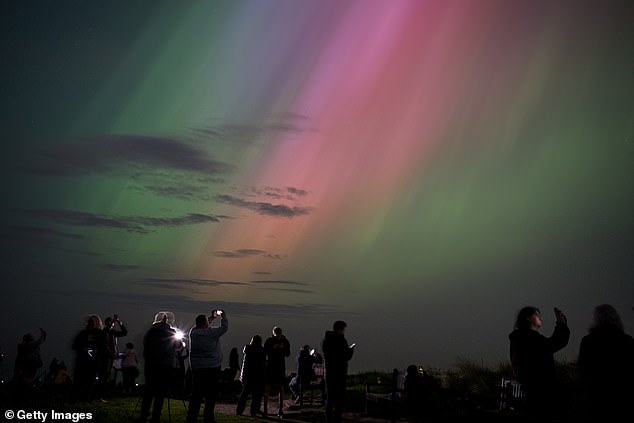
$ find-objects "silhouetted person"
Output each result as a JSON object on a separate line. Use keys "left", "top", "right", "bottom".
{"left": 263, "top": 326, "right": 291, "bottom": 418}
{"left": 103, "top": 314, "right": 127, "bottom": 385}
{"left": 140, "top": 311, "right": 180, "bottom": 423}
{"left": 229, "top": 346, "right": 240, "bottom": 373}
{"left": 404, "top": 365, "right": 433, "bottom": 423}
{"left": 236, "top": 335, "right": 266, "bottom": 417}
{"left": 72, "top": 315, "right": 108, "bottom": 401}
{"left": 186, "top": 310, "right": 228, "bottom": 423}
{"left": 296, "top": 344, "right": 322, "bottom": 404}
{"left": 322, "top": 320, "right": 354, "bottom": 423}
{"left": 13, "top": 328, "right": 46, "bottom": 386}
{"left": 509, "top": 306, "right": 569, "bottom": 422}
{"left": 221, "top": 346, "right": 240, "bottom": 389}
{"left": 578, "top": 304, "right": 634, "bottom": 422}
{"left": 172, "top": 340, "right": 189, "bottom": 398}
{"left": 121, "top": 342, "right": 139, "bottom": 394}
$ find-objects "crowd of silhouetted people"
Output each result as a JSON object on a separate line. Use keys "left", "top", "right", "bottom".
{"left": 3, "top": 304, "right": 634, "bottom": 423}
{"left": 3, "top": 309, "right": 356, "bottom": 423}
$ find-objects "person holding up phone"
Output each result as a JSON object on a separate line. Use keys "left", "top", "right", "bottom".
{"left": 187, "top": 309, "right": 229, "bottom": 423}
{"left": 322, "top": 320, "right": 355, "bottom": 423}
{"left": 509, "top": 306, "right": 570, "bottom": 421}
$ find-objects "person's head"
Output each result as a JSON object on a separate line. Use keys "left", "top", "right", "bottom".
{"left": 153, "top": 311, "right": 175, "bottom": 326}
{"left": 273, "top": 326, "right": 283, "bottom": 337}
{"left": 104, "top": 316, "right": 113, "bottom": 327}
{"left": 250, "top": 335, "right": 262, "bottom": 347}
{"left": 21, "top": 333, "right": 35, "bottom": 344}
{"left": 333, "top": 320, "right": 347, "bottom": 334}
{"left": 195, "top": 314, "right": 209, "bottom": 328}
{"left": 514, "top": 306, "right": 541, "bottom": 331}
{"left": 87, "top": 314, "right": 104, "bottom": 330}
{"left": 126, "top": 342, "right": 134, "bottom": 349}
{"left": 406, "top": 364, "right": 418, "bottom": 377}
{"left": 590, "top": 304, "right": 624, "bottom": 333}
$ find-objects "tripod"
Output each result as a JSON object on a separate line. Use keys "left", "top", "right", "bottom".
{"left": 132, "top": 370, "right": 188, "bottom": 423}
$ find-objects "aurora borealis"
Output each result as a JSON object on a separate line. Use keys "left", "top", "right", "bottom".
{"left": 1, "top": 0, "right": 633, "bottom": 375}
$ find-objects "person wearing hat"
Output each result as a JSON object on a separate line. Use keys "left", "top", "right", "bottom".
{"left": 140, "top": 311, "right": 180, "bottom": 423}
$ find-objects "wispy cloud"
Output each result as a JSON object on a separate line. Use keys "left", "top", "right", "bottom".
{"left": 38, "top": 288, "right": 343, "bottom": 318}
{"left": 286, "top": 187, "right": 308, "bottom": 197}
{"left": 250, "top": 280, "right": 310, "bottom": 286}
{"left": 140, "top": 277, "right": 246, "bottom": 288}
{"left": 237, "top": 186, "right": 310, "bottom": 201}
{"left": 255, "top": 287, "right": 316, "bottom": 294}
{"left": 14, "top": 208, "right": 222, "bottom": 234}
{"left": 215, "top": 194, "right": 313, "bottom": 218}
{"left": 190, "top": 115, "right": 315, "bottom": 144}
{"left": 212, "top": 249, "right": 284, "bottom": 260}
{"left": 20, "top": 134, "right": 234, "bottom": 177}
{"left": 212, "top": 249, "right": 266, "bottom": 258}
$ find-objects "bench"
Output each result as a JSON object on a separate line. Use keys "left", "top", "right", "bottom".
{"left": 499, "top": 377, "right": 525, "bottom": 412}
{"left": 299, "top": 362, "right": 325, "bottom": 406}
{"left": 364, "top": 369, "right": 405, "bottom": 422}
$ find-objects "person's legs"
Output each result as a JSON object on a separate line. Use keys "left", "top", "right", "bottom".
{"left": 236, "top": 382, "right": 249, "bottom": 415}
{"left": 263, "top": 383, "right": 270, "bottom": 417}
{"left": 150, "top": 365, "right": 171, "bottom": 423}
{"left": 202, "top": 366, "right": 221, "bottom": 423}
{"left": 140, "top": 365, "right": 156, "bottom": 422}
{"left": 278, "top": 383, "right": 285, "bottom": 416}
{"left": 325, "top": 375, "right": 346, "bottom": 423}
{"left": 251, "top": 383, "right": 264, "bottom": 416}
{"left": 325, "top": 378, "right": 334, "bottom": 423}
{"left": 332, "top": 380, "right": 346, "bottom": 423}
{"left": 187, "top": 369, "right": 204, "bottom": 423}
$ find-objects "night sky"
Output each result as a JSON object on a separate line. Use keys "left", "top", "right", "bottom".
{"left": 1, "top": 0, "right": 633, "bottom": 379}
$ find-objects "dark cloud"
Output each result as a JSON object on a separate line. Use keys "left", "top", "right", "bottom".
{"left": 141, "top": 184, "right": 212, "bottom": 201}
{"left": 212, "top": 249, "right": 284, "bottom": 259}
{"left": 287, "top": 187, "right": 308, "bottom": 196}
{"left": 102, "top": 264, "right": 140, "bottom": 272}
{"left": 38, "top": 288, "right": 339, "bottom": 318}
{"left": 140, "top": 277, "right": 246, "bottom": 288}
{"left": 239, "top": 185, "right": 309, "bottom": 201}
{"left": 255, "top": 287, "right": 315, "bottom": 294}
{"left": 14, "top": 208, "right": 221, "bottom": 233}
{"left": 250, "top": 280, "right": 310, "bottom": 286}
{"left": 215, "top": 194, "right": 313, "bottom": 218}
{"left": 190, "top": 116, "right": 314, "bottom": 144}
{"left": 212, "top": 249, "right": 266, "bottom": 258}
{"left": 264, "top": 254, "right": 284, "bottom": 260}
{"left": 20, "top": 134, "right": 234, "bottom": 177}
{"left": 128, "top": 171, "right": 227, "bottom": 201}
